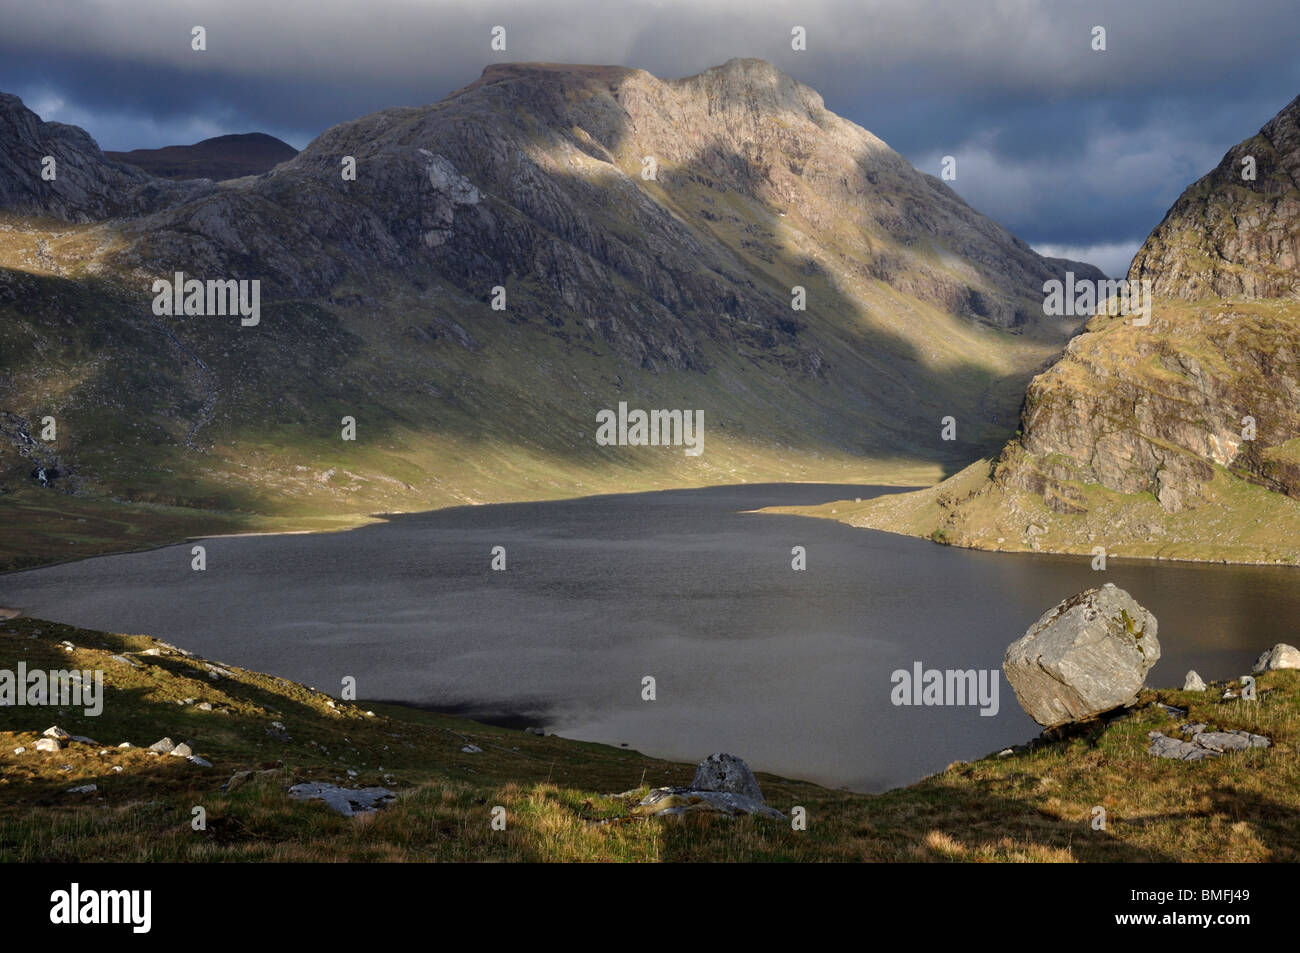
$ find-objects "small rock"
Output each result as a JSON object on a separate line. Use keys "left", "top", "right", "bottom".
{"left": 34, "top": 737, "right": 63, "bottom": 752}
{"left": 196, "top": 702, "right": 213, "bottom": 711}
{"left": 1183, "top": 670, "right": 1206, "bottom": 691}
{"left": 69, "top": 735, "right": 98, "bottom": 745}
{"left": 111, "top": 765, "right": 123, "bottom": 773}
{"left": 66, "top": 784, "right": 97, "bottom": 794}
{"left": 1253, "top": 643, "right": 1300, "bottom": 672}
{"left": 461, "top": 744, "right": 483, "bottom": 754}
{"left": 12, "top": 746, "right": 26, "bottom": 754}
{"left": 170, "top": 743, "right": 193, "bottom": 757}
{"left": 187, "top": 756, "right": 213, "bottom": 768}
{"left": 148, "top": 737, "right": 175, "bottom": 753}
{"left": 117, "top": 742, "right": 133, "bottom": 748}
{"left": 42, "top": 726, "right": 70, "bottom": 739}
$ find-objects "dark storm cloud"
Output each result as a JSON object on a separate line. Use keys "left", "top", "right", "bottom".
{"left": 2, "top": 0, "right": 1298, "bottom": 275}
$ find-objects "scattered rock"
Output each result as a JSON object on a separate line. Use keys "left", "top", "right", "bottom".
{"left": 1147, "top": 722, "right": 1271, "bottom": 760}
{"left": 1183, "top": 670, "right": 1206, "bottom": 691}
{"left": 1003, "top": 584, "right": 1160, "bottom": 727}
{"left": 34, "top": 737, "right": 62, "bottom": 752}
{"left": 170, "top": 742, "right": 193, "bottom": 758}
{"left": 188, "top": 756, "right": 213, "bottom": 768}
{"left": 1253, "top": 643, "right": 1300, "bottom": 672}
{"left": 287, "top": 782, "right": 396, "bottom": 817}
{"left": 461, "top": 744, "right": 483, "bottom": 754}
{"left": 12, "top": 746, "right": 25, "bottom": 754}
{"left": 66, "top": 784, "right": 96, "bottom": 794}
{"left": 42, "top": 726, "right": 69, "bottom": 739}
{"left": 109, "top": 654, "right": 141, "bottom": 668}
{"left": 196, "top": 702, "right": 213, "bottom": 711}
{"left": 148, "top": 737, "right": 175, "bottom": 753}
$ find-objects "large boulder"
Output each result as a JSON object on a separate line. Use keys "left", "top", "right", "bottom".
{"left": 1003, "top": 583, "right": 1160, "bottom": 727}
{"left": 1253, "top": 643, "right": 1300, "bottom": 672}
{"left": 690, "top": 752, "right": 765, "bottom": 803}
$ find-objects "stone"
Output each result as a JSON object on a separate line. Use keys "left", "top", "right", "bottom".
{"left": 1253, "top": 643, "right": 1300, "bottom": 672}
{"left": 1147, "top": 731, "right": 1219, "bottom": 760}
{"left": 196, "top": 702, "right": 213, "bottom": 711}
{"left": 1183, "top": 670, "right": 1206, "bottom": 691}
{"left": 66, "top": 784, "right": 97, "bottom": 794}
{"left": 42, "top": 726, "right": 69, "bottom": 739}
{"left": 690, "top": 752, "right": 766, "bottom": 803}
{"left": 1003, "top": 584, "right": 1160, "bottom": 727}
{"left": 188, "top": 756, "right": 213, "bottom": 768}
{"left": 34, "top": 737, "right": 62, "bottom": 752}
{"left": 148, "top": 737, "right": 175, "bottom": 753}
{"left": 1147, "top": 723, "right": 1271, "bottom": 759}
{"left": 12, "top": 746, "right": 25, "bottom": 754}
{"left": 287, "top": 782, "right": 396, "bottom": 817}
{"left": 170, "top": 743, "right": 193, "bottom": 757}
{"left": 461, "top": 744, "right": 483, "bottom": 754}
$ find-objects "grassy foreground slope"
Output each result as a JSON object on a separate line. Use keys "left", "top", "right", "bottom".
{"left": 2, "top": 617, "right": 1296, "bottom": 862}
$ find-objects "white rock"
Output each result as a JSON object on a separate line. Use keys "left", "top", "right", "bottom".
{"left": 1253, "top": 643, "right": 1300, "bottom": 672}
{"left": 1183, "top": 670, "right": 1206, "bottom": 691}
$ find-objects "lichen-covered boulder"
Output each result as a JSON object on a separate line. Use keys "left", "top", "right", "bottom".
{"left": 1003, "top": 584, "right": 1160, "bottom": 727}
{"left": 690, "top": 752, "right": 765, "bottom": 803}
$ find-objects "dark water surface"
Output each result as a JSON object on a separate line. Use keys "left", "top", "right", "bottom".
{"left": 3, "top": 483, "right": 1295, "bottom": 791}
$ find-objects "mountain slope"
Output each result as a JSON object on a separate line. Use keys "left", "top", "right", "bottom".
{"left": 1, "top": 60, "right": 1101, "bottom": 562}
{"left": 825, "top": 92, "right": 1300, "bottom": 564}
{"left": 105, "top": 132, "right": 298, "bottom": 182}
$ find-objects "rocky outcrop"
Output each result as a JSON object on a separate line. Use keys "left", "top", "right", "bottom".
{"left": 0, "top": 93, "right": 209, "bottom": 221}
{"left": 1148, "top": 723, "right": 1271, "bottom": 760}
{"left": 632, "top": 752, "right": 783, "bottom": 819}
{"left": 1131, "top": 94, "right": 1300, "bottom": 300}
{"left": 1003, "top": 584, "right": 1160, "bottom": 727}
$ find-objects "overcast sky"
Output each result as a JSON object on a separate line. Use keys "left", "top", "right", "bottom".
{"left": 3, "top": 0, "right": 1297, "bottom": 276}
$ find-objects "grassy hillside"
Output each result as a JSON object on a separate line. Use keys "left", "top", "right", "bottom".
{"left": 2, "top": 617, "right": 1296, "bottom": 862}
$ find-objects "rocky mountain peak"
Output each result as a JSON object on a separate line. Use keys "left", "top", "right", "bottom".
{"left": 1130, "top": 92, "right": 1300, "bottom": 299}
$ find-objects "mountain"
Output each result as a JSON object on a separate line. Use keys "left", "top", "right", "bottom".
{"left": 0, "top": 60, "right": 1102, "bottom": 562}
{"left": 105, "top": 132, "right": 299, "bottom": 182}
{"left": 833, "top": 93, "right": 1300, "bottom": 564}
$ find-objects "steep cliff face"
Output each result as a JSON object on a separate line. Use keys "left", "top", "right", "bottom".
{"left": 1130, "top": 94, "right": 1300, "bottom": 300}
{"left": 1, "top": 60, "right": 1101, "bottom": 521}
{"left": 840, "top": 92, "right": 1300, "bottom": 564}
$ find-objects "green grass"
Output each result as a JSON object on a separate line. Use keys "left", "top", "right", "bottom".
{"left": 2, "top": 617, "right": 1297, "bottom": 862}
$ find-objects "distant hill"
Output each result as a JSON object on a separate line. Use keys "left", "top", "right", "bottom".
{"left": 105, "top": 132, "right": 298, "bottom": 181}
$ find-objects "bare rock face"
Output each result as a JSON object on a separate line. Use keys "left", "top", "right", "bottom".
{"left": 0, "top": 92, "right": 208, "bottom": 221}
{"left": 1131, "top": 94, "right": 1300, "bottom": 301}
{"left": 1003, "top": 584, "right": 1160, "bottom": 727}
